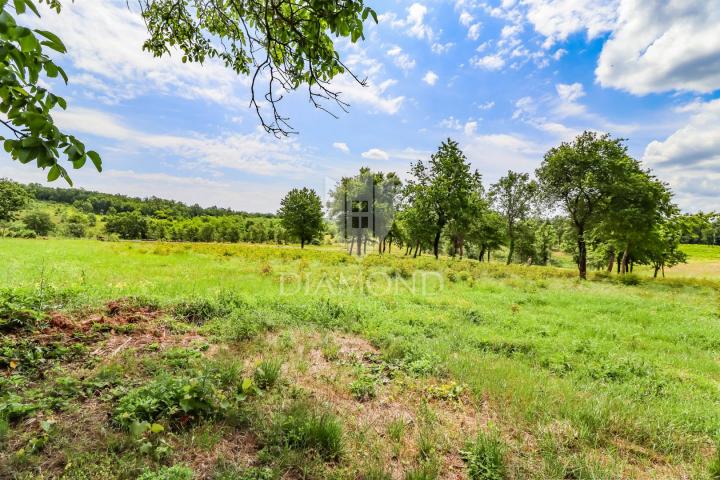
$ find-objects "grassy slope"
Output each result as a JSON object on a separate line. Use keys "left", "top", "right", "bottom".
{"left": 1, "top": 238, "right": 720, "bottom": 479}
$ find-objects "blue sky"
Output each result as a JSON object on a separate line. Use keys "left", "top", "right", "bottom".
{"left": 2, "top": 0, "right": 719, "bottom": 213}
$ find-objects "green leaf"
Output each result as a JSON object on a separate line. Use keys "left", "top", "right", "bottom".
{"left": 88, "top": 150, "right": 102, "bottom": 172}
{"left": 36, "top": 29, "right": 66, "bottom": 53}
{"left": 46, "top": 164, "right": 60, "bottom": 181}
{"left": 150, "top": 423, "right": 164, "bottom": 433}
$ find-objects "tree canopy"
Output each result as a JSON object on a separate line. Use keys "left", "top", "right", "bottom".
{"left": 278, "top": 187, "right": 324, "bottom": 248}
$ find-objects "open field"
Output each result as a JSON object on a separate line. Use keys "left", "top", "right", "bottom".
{"left": 2, "top": 238, "right": 720, "bottom": 479}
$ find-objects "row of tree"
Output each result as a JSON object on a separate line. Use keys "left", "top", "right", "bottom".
{"left": 279, "top": 132, "right": 714, "bottom": 279}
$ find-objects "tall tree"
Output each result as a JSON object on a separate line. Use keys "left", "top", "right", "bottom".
{"left": 0, "top": 178, "right": 30, "bottom": 221}
{"left": 536, "top": 131, "right": 629, "bottom": 279}
{"left": 407, "top": 139, "right": 482, "bottom": 259}
{"left": 22, "top": 209, "right": 53, "bottom": 235}
{"left": 278, "top": 187, "right": 323, "bottom": 248}
{"left": 490, "top": 171, "right": 538, "bottom": 264}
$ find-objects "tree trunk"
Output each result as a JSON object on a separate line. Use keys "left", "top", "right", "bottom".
{"left": 607, "top": 250, "right": 615, "bottom": 273}
{"left": 479, "top": 246, "right": 486, "bottom": 262}
{"left": 348, "top": 236, "right": 355, "bottom": 255}
{"left": 662, "top": 263, "right": 665, "bottom": 278}
{"left": 620, "top": 247, "right": 630, "bottom": 274}
{"left": 506, "top": 237, "right": 515, "bottom": 265}
{"left": 301, "top": 238, "right": 305, "bottom": 249}
{"left": 653, "top": 266, "right": 660, "bottom": 278}
{"left": 433, "top": 229, "right": 442, "bottom": 259}
{"left": 413, "top": 241, "right": 420, "bottom": 258}
{"left": 577, "top": 230, "right": 587, "bottom": 280}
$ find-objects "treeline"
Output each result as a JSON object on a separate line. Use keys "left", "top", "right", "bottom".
{"left": 323, "top": 132, "right": 716, "bottom": 279}
{"left": 24, "top": 184, "right": 274, "bottom": 219}
{"left": 0, "top": 180, "right": 290, "bottom": 244}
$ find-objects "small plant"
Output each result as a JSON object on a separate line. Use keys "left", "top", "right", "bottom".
{"left": 461, "top": 430, "right": 507, "bottom": 480}
{"left": 212, "top": 464, "right": 274, "bottom": 480}
{"left": 321, "top": 337, "right": 340, "bottom": 361}
{"left": 113, "top": 374, "right": 228, "bottom": 429}
{"left": 387, "top": 417, "right": 406, "bottom": 443}
{"left": 269, "top": 400, "right": 343, "bottom": 461}
{"left": 404, "top": 460, "right": 439, "bottom": 480}
{"left": 709, "top": 438, "right": 720, "bottom": 479}
{"left": 137, "top": 465, "right": 194, "bottom": 480}
{"left": 349, "top": 374, "right": 377, "bottom": 401}
{"left": 425, "top": 381, "right": 466, "bottom": 401}
{"left": 254, "top": 359, "right": 282, "bottom": 389}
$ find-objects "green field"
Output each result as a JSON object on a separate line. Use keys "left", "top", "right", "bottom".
{"left": 2, "top": 238, "right": 720, "bottom": 479}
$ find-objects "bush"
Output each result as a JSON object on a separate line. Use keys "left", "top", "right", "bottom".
{"left": 137, "top": 465, "right": 194, "bottom": 480}
{"left": 0, "top": 288, "right": 48, "bottom": 332}
{"left": 618, "top": 273, "right": 642, "bottom": 286}
{"left": 254, "top": 359, "right": 282, "bottom": 389}
{"left": 268, "top": 400, "right": 343, "bottom": 461}
{"left": 113, "top": 374, "right": 228, "bottom": 429}
{"left": 174, "top": 292, "right": 246, "bottom": 324}
{"left": 462, "top": 430, "right": 507, "bottom": 480}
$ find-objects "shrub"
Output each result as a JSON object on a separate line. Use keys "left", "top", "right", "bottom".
{"left": 254, "top": 359, "right": 282, "bottom": 389}
{"left": 618, "top": 273, "right": 642, "bottom": 286}
{"left": 462, "top": 430, "right": 507, "bottom": 480}
{"left": 0, "top": 289, "right": 46, "bottom": 332}
{"left": 269, "top": 400, "right": 343, "bottom": 461}
{"left": 113, "top": 374, "right": 227, "bottom": 429}
{"left": 137, "top": 465, "right": 194, "bottom": 480}
{"left": 174, "top": 292, "right": 246, "bottom": 324}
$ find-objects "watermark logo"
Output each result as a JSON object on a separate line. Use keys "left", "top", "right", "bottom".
{"left": 278, "top": 271, "right": 444, "bottom": 296}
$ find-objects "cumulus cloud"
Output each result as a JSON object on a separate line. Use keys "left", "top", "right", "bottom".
{"left": 643, "top": 99, "right": 720, "bottom": 169}
{"left": 431, "top": 42, "right": 455, "bottom": 54}
{"left": 361, "top": 148, "right": 390, "bottom": 160}
{"left": 470, "top": 54, "right": 506, "bottom": 70}
{"left": 422, "top": 71, "right": 439, "bottom": 86}
{"left": 387, "top": 46, "right": 416, "bottom": 71}
{"left": 383, "top": 3, "right": 434, "bottom": 41}
{"left": 595, "top": 0, "right": 720, "bottom": 94}
{"left": 333, "top": 142, "right": 350, "bottom": 153}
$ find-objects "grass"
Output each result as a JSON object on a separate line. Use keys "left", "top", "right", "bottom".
{"left": 1, "top": 237, "right": 720, "bottom": 478}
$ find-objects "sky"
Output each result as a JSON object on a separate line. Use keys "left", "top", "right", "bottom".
{"left": 2, "top": 0, "right": 719, "bottom": 213}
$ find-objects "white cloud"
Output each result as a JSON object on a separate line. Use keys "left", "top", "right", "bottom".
{"left": 595, "top": 0, "right": 720, "bottom": 94}
{"left": 523, "top": 0, "right": 619, "bottom": 48}
{"left": 467, "top": 23, "right": 483, "bottom": 40}
{"left": 470, "top": 54, "right": 506, "bottom": 70}
{"left": 459, "top": 11, "right": 474, "bottom": 27}
{"left": 643, "top": 99, "right": 720, "bottom": 169}
{"left": 552, "top": 48, "right": 567, "bottom": 60}
{"left": 384, "top": 3, "right": 434, "bottom": 41}
{"left": 431, "top": 42, "right": 455, "bottom": 54}
{"left": 478, "top": 101, "right": 495, "bottom": 110}
{"left": 422, "top": 71, "right": 439, "bottom": 86}
{"left": 333, "top": 142, "right": 350, "bottom": 153}
{"left": 555, "top": 82, "right": 585, "bottom": 102}
{"left": 464, "top": 121, "right": 478, "bottom": 135}
{"left": 387, "top": 46, "right": 416, "bottom": 71}
{"left": 439, "top": 117, "right": 463, "bottom": 130}
{"left": 333, "top": 48, "right": 405, "bottom": 114}
{"left": 54, "top": 108, "right": 309, "bottom": 176}
{"left": 361, "top": 148, "right": 390, "bottom": 160}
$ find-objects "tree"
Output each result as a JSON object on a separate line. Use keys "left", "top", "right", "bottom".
{"left": 467, "top": 208, "right": 505, "bottom": 262}
{"left": 23, "top": 209, "right": 53, "bottom": 235}
{"left": 0, "top": 178, "right": 29, "bottom": 221}
{"left": 140, "top": 0, "right": 377, "bottom": 136}
{"left": 490, "top": 171, "right": 538, "bottom": 264}
{"left": 278, "top": 188, "right": 323, "bottom": 248}
{"left": 407, "top": 139, "right": 482, "bottom": 259}
{"left": 536, "top": 132, "right": 629, "bottom": 279}
{"left": 62, "top": 212, "right": 87, "bottom": 238}
{"left": 0, "top": 1, "right": 101, "bottom": 182}
{"left": 105, "top": 211, "right": 150, "bottom": 239}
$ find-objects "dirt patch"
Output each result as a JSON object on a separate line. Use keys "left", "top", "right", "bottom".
{"left": 261, "top": 330, "right": 486, "bottom": 479}
{"left": 45, "top": 298, "right": 163, "bottom": 334}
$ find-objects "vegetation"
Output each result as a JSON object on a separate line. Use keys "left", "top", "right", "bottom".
{"left": 1, "top": 238, "right": 719, "bottom": 478}
{"left": 278, "top": 188, "right": 324, "bottom": 248}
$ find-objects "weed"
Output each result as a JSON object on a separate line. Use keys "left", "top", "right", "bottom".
{"left": 709, "top": 440, "right": 720, "bottom": 480}
{"left": 462, "top": 430, "right": 507, "bottom": 480}
{"left": 404, "top": 461, "right": 439, "bottom": 480}
{"left": 113, "top": 373, "right": 229, "bottom": 429}
{"left": 212, "top": 464, "right": 274, "bottom": 480}
{"left": 425, "top": 381, "right": 466, "bottom": 401}
{"left": 137, "top": 465, "right": 194, "bottom": 480}
{"left": 618, "top": 273, "right": 642, "bottom": 286}
{"left": 268, "top": 400, "right": 343, "bottom": 461}
{"left": 321, "top": 337, "right": 341, "bottom": 361}
{"left": 254, "top": 359, "right": 282, "bottom": 389}
{"left": 387, "top": 417, "right": 406, "bottom": 443}
{"left": 349, "top": 374, "right": 377, "bottom": 401}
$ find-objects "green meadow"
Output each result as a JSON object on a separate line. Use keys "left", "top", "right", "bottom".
{"left": 2, "top": 238, "right": 720, "bottom": 479}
